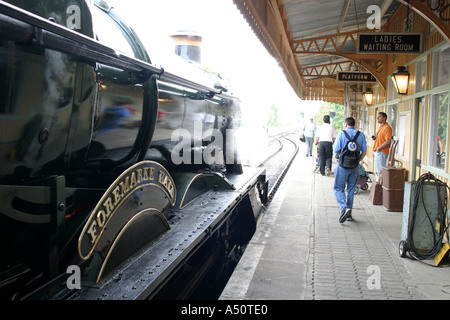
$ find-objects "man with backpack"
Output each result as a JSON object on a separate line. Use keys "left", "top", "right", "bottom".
{"left": 333, "top": 117, "right": 367, "bottom": 223}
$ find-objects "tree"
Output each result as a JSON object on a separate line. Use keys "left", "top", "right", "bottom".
{"left": 314, "top": 102, "right": 345, "bottom": 134}
{"left": 267, "top": 104, "right": 282, "bottom": 127}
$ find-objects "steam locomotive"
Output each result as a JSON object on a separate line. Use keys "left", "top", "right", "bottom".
{"left": 0, "top": 0, "right": 267, "bottom": 299}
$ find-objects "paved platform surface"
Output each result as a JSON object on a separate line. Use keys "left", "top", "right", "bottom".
{"left": 220, "top": 143, "right": 450, "bottom": 300}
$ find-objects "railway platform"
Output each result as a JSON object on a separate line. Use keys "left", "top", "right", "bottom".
{"left": 220, "top": 142, "right": 450, "bottom": 300}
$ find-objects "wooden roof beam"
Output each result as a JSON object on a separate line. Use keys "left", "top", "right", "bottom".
{"left": 292, "top": 29, "right": 387, "bottom": 90}
{"left": 301, "top": 60, "right": 362, "bottom": 78}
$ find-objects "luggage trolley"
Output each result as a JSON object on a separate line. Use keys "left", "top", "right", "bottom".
{"left": 399, "top": 173, "right": 449, "bottom": 261}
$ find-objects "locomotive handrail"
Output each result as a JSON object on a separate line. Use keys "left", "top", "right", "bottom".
{"left": 0, "top": 0, "right": 224, "bottom": 97}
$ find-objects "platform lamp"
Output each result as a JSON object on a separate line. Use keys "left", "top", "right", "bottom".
{"left": 363, "top": 88, "right": 374, "bottom": 106}
{"left": 392, "top": 66, "right": 410, "bottom": 95}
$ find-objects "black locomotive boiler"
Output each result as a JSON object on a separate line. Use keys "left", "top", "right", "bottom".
{"left": 0, "top": 0, "right": 268, "bottom": 299}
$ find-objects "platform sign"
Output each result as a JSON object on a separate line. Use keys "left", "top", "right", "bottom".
{"left": 358, "top": 33, "right": 422, "bottom": 54}
{"left": 337, "top": 72, "right": 377, "bottom": 83}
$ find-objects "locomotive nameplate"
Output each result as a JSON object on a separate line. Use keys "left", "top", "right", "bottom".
{"left": 78, "top": 161, "right": 176, "bottom": 260}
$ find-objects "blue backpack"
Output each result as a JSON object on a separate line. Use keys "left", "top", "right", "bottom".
{"left": 339, "top": 131, "right": 361, "bottom": 169}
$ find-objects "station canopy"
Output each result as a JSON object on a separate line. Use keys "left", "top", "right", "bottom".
{"left": 233, "top": 0, "right": 402, "bottom": 104}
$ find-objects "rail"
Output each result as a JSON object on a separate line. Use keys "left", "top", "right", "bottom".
{"left": 258, "top": 129, "right": 300, "bottom": 201}
{"left": 259, "top": 128, "right": 300, "bottom": 166}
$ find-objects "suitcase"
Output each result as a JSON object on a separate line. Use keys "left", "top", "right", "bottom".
{"left": 381, "top": 166, "right": 405, "bottom": 211}
{"left": 382, "top": 186, "right": 404, "bottom": 212}
{"left": 370, "top": 181, "right": 383, "bottom": 205}
{"left": 381, "top": 166, "right": 406, "bottom": 189}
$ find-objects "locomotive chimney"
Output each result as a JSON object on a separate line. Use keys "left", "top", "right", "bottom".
{"left": 170, "top": 30, "right": 203, "bottom": 64}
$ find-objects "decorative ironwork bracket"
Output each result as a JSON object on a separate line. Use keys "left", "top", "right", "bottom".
{"left": 397, "top": 0, "right": 450, "bottom": 42}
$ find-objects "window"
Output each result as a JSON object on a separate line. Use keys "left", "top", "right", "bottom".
{"left": 398, "top": 114, "right": 407, "bottom": 157}
{"left": 397, "top": 113, "right": 411, "bottom": 158}
{"left": 363, "top": 107, "right": 369, "bottom": 137}
{"left": 388, "top": 104, "right": 398, "bottom": 138}
{"left": 432, "top": 45, "right": 450, "bottom": 88}
{"left": 387, "top": 77, "right": 399, "bottom": 101}
{"left": 429, "top": 93, "right": 448, "bottom": 170}
{"left": 429, "top": 0, "right": 440, "bottom": 33}
{"left": 416, "top": 57, "right": 427, "bottom": 93}
{"left": 368, "top": 115, "right": 374, "bottom": 146}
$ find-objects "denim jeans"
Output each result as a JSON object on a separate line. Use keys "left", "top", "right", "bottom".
{"left": 305, "top": 137, "right": 314, "bottom": 155}
{"left": 333, "top": 165, "right": 358, "bottom": 212}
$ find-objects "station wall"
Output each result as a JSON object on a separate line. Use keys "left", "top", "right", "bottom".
{"left": 360, "top": 4, "right": 450, "bottom": 186}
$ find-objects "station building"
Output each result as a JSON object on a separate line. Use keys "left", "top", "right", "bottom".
{"left": 234, "top": 0, "right": 450, "bottom": 184}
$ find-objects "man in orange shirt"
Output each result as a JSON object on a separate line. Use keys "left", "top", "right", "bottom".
{"left": 373, "top": 112, "right": 392, "bottom": 178}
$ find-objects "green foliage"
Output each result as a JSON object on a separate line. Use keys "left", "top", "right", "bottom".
{"left": 439, "top": 94, "right": 448, "bottom": 145}
{"left": 267, "top": 104, "right": 281, "bottom": 127}
{"left": 314, "top": 102, "right": 345, "bottom": 134}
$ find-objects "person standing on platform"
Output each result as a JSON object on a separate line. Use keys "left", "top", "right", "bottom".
{"left": 373, "top": 112, "right": 392, "bottom": 179}
{"left": 303, "top": 117, "right": 316, "bottom": 157}
{"left": 333, "top": 117, "right": 367, "bottom": 223}
{"left": 316, "top": 115, "right": 336, "bottom": 176}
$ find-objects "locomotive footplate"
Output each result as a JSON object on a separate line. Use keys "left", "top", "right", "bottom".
{"left": 70, "top": 166, "right": 267, "bottom": 300}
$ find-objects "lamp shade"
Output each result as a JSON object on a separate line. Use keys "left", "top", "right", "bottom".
{"left": 392, "top": 66, "right": 410, "bottom": 95}
{"left": 363, "top": 89, "right": 374, "bottom": 106}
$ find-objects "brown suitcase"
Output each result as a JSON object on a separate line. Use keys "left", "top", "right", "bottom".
{"left": 381, "top": 166, "right": 405, "bottom": 211}
{"left": 382, "top": 186, "right": 404, "bottom": 212}
{"left": 381, "top": 166, "right": 406, "bottom": 189}
{"left": 370, "top": 181, "right": 383, "bottom": 205}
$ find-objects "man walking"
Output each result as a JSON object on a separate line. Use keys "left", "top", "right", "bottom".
{"left": 373, "top": 112, "right": 392, "bottom": 179}
{"left": 303, "top": 117, "right": 316, "bottom": 157}
{"left": 334, "top": 117, "right": 367, "bottom": 223}
{"left": 316, "top": 115, "right": 336, "bottom": 176}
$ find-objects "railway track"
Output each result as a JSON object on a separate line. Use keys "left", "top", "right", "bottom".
{"left": 258, "top": 129, "right": 300, "bottom": 201}
{"left": 182, "top": 129, "right": 301, "bottom": 299}
{"left": 166, "top": 128, "right": 301, "bottom": 299}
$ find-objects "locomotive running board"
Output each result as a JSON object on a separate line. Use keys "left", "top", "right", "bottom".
{"left": 69, "top": 166, "right": 267, "bottom": 300}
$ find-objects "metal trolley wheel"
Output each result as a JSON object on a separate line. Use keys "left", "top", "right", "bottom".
{"left": 399, "top": 240, "right": 408, "bottom": 258}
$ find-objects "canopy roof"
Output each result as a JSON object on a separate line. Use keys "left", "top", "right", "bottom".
{"left": 233, "top": 0, "right": 403, "bottom": 103}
